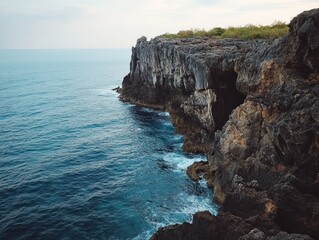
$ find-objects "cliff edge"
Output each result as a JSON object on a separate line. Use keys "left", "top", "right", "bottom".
{"left": 120, "top": 9, "right": 319, "bottom": 240}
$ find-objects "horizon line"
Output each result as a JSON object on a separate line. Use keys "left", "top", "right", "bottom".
{"left": 0, "top": 48, "right": 132, "bottom": 50}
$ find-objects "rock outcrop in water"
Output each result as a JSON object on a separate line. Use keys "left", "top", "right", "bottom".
{"left": 120, "top": 9, "right": 319, "bottom": 240}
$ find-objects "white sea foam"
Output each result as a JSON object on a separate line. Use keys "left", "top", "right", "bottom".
{"left": 141, "top": 107, "right": 154, "bottom": 112}
{"left": 95, "top": 86, "right": 119, "bottom": 97}
{"left": 163, "top": 152, "right": 206, "bottom": 171}
{"left": 170, "top": 179, "right": 218, "bottom": 221}
{"left": 198, "top": 177, "right": 209, "bottom": 188}
{"left": 132, "top": 231, "right": 153, "bottom": 240}
{"left": 133, "top": 178, "right": 218, "bottom": 240}
{"left": 173, "top": 142, "right": 183, "bottom": 150}
{"left": 158, "top": 111, "right": 170, "bottom": 117}
{"left": 173, "top": 134, "right": 183, "bottom": 141}
{"left": 162, "top": 121, "right": 173, "bottom": 127}
{"left": 178, "top": 192, "right": 218, "bottom": 217}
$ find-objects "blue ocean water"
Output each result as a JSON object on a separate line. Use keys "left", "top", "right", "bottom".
{"left": 0, "top": 49, "right": 217, "bottom": 240}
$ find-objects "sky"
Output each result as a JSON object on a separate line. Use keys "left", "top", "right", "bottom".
{"left": 0, "top": 0, "right": 318, "bottom": 49}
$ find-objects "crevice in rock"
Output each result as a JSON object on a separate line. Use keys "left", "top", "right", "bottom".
{"left": 298, "top": 63, "right": 311, "bottom": 78}
{"left": 212, "top": 70, "right": 246, "bottom": 131}
{"left": 132, "top": 55, "right": 139, "bottom": 72}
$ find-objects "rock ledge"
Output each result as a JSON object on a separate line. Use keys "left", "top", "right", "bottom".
{"left": 121, "top": 9, "right": 319, "bottom": 240}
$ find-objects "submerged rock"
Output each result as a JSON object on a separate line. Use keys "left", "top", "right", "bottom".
{"left": 121, "top": 8, "right": 319, "bottom": 240}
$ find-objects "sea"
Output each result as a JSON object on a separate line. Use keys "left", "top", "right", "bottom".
{"left": 0, "top": 49, "right": 217, "bottom": 240}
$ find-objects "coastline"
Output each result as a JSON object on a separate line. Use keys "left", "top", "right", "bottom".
{"left": 120, "top": 9, "right": 319, "bottom": 240}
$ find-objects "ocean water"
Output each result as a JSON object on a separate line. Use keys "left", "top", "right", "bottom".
{"left": 0, "top": 49, "right": 217, "bottom": 240}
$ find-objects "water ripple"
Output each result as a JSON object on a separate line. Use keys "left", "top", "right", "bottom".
{"left": 0, "top": 49, "right": 217, "bottom": 240}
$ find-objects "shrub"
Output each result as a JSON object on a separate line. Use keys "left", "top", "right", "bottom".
{"left": 207, "top": 27, "right": 225, "bottom": 37}
{"left": 160, "top": 21, "right": 289, "bottom": 40}
{"left": 177, "top": 30, "right": 194, "bottom": 38}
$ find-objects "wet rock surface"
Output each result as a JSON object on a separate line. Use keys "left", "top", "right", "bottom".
{"left": 121, "top": 9, "right": 319, "bottom": 240}
{"left": 186, "top": 161, "right": 214, "bottom": 188}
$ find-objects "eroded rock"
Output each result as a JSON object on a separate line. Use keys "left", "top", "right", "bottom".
{"left": 120, "top": 8, "right": 319, "bottom": 240}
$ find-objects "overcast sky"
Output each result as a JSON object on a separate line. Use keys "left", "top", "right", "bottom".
{"left": 0, "top": 0, "right": 317, "bottom": 49}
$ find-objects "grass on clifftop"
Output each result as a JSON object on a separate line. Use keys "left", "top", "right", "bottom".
{"left": 161, "top": 21, "right": 289, "bottom": 40}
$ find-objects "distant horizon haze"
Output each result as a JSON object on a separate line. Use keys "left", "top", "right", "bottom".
{"left": 0, "top": 0, "right": 318, "bottom": 49}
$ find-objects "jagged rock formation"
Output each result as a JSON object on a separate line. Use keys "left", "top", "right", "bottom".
{"left": 120, "top": 9, "right": 319, "bottom": 240}
{"left": 121, "top": 35, "right": 249, "bottom": 153}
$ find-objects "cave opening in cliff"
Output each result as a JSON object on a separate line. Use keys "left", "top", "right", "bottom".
{"left": 212, "top": 70, "right": 246, "bottom": 131}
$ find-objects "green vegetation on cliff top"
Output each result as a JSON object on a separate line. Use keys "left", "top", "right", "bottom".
{"left": 161, "top": 21, "right": 288, "bottom": 40}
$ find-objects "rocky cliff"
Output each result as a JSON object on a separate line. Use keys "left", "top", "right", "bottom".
{"left": 120, "top": 9, "right": 319, "bottom": 240}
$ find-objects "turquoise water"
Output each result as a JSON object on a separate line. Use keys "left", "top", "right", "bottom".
{"left": 0, "top": 49, "right": 217, "bottom": 239}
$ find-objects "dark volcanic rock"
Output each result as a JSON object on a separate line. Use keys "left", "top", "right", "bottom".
{"left": 121, "top": 8, "right": 319, "bottom": 240}
{"left": 150, "top": 211, "right": 253, "bottom": 240}
{"left": 206, "top": 9, "right": 319, "bottom": 239}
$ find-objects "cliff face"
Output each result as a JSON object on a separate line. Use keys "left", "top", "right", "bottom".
{"left": 121, "top": 9, "right": 319, "bottom": 240}
{"left": 121, "top": 36, "right": 250, "bottom": 152}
